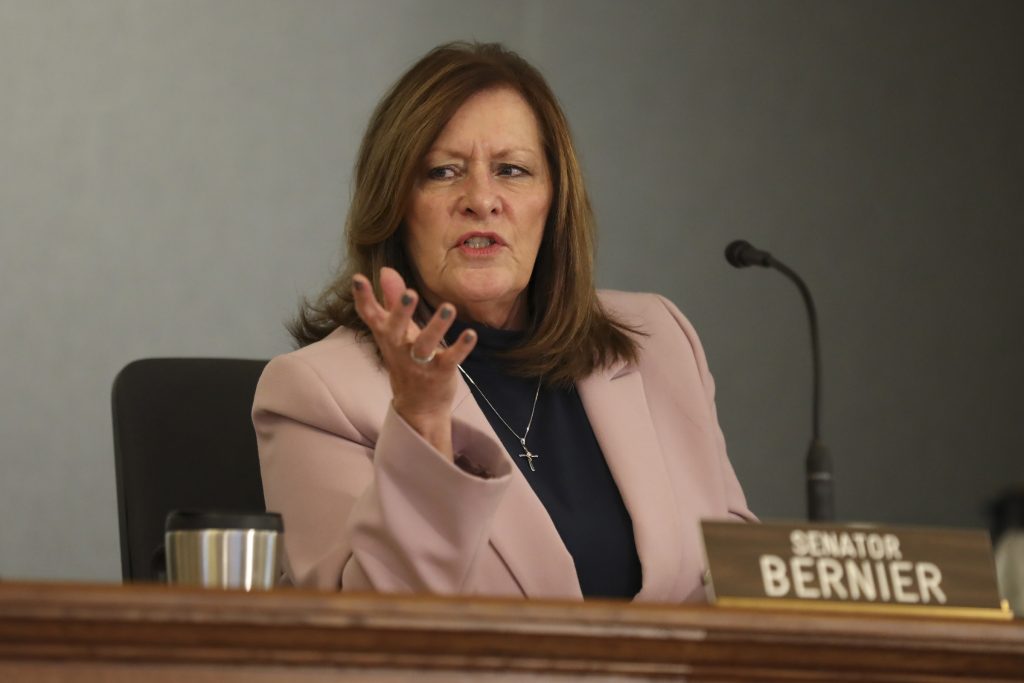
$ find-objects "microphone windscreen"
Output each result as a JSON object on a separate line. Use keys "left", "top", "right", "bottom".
{"left": 725, "top": 240, "right": 754, "bottom": 268}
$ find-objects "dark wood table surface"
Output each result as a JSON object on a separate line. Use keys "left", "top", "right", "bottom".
{"left": 1, "top": 581, "right": 1022, "bottom": 681}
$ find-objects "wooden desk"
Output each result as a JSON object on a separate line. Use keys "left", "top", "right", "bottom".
{"left": 1, "top": 581, "right": 1021, "bottom": 681}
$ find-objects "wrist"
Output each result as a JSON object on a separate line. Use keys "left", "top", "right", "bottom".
{"left": 392, "top": 401, "right": 454, "bottom": 461}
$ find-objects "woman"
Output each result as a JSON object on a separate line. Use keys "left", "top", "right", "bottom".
{"left": 253, "top": 42, "right": 754, "bottom": 602}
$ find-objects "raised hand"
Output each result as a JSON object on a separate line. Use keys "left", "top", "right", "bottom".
{"left": 351, "top": 267, "right": 477, "bottom": 459}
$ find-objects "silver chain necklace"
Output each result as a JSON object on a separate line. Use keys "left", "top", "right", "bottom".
{"left": 457, "top": 365, "right": 543, "bottom": 472}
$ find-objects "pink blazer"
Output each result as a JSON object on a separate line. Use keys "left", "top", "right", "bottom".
{"left": 252, "top": 290, "right": 755, "bottom": 602}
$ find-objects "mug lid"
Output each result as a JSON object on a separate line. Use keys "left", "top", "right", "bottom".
{"left": 989, "top": 487, "right": 1024, "bottom": 540}
{"left": 165, "top": 510, "right": 283, "bottom": 532}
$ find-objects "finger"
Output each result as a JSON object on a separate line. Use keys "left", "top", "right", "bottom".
{"left": 383, "top": 287, "right": 419, "bottom": 344}
{"left": 378, "top": 267, "right": 408, "bottom": 311}
{"left": 352, "top": 273, "right": 387, "bottom": 327}
{"left": 436, "top": 328, "right": 477, "bottom": 369}
{"left": 409, "top": 302, "right": 457, "bottom": 360}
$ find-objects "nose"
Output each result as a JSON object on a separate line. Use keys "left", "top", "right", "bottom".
{"left": 459, "top": 171, "right": 501, "bottom": 218}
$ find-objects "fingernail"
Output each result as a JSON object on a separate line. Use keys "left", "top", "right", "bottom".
{"left": 353, "top": 278, "right": 364, "bottom": 291}
{"left": 464, "top": 330, "right": 476, "bottom": 343}
{"left": 401, "top": 292, "right": 413, "bottom": 307}
{"left": 440, "top": 306, "right": 452, "bottom": 320}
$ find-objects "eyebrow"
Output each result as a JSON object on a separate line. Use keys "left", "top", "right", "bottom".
{"left": 426, "top": 146, "right": 539, "bottom": 158}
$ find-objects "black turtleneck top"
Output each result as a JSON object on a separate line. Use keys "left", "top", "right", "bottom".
{"left": 445, "top": 319, "right": 642, "bottom": 600}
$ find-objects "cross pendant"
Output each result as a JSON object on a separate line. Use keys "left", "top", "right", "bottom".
{"left": 518, "top": 438, "right": 539, "bottom": 472}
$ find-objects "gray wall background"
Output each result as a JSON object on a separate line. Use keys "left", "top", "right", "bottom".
{"left": 1, "top": 0, "right": 1021, "bottom": 582}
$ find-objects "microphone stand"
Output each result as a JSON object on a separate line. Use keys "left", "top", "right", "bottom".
{"left": 768, "top": 258, "right": 834, "bottom": 522}
{"left": 726, "top": 240, "right": 834, "bottom": 521}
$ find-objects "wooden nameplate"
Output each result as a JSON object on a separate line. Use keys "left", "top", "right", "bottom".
{"left": 701, "top": 520, "right": 1012, "bottom": 620}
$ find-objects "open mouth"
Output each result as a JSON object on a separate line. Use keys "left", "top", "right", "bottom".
{"left": 455, "top": 232, "right": 505, "bottom": 253}
{"left": 463, "top": 236, "right": 498, "bottom": 248}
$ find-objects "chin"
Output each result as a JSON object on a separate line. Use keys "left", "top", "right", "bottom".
{"left": 456, "top": 286, "right": 517, "bottom": 305}
{"left": 450, "top": 288, "right": 528, "bottom": 321}
{"left": 450, "top": 273, "right": 523, "bottom": 307}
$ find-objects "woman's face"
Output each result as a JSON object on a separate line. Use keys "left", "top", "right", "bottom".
{"left": 404, "top": 87, "right": 552, "bottom": 330}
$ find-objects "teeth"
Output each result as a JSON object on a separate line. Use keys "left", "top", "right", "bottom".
{"left": 464, "top": 236, "right": 496, "bottom": 248}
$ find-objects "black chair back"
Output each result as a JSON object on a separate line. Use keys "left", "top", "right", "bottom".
{"left": 112, "top": 358, "right": 269, "bottom": 581}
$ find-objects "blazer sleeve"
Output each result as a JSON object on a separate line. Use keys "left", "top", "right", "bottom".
{"left": 252, "top": 352, "right": 515, "bottom": 593}
{"left": 654, "top": 294, "right": 758, "bottom": 523}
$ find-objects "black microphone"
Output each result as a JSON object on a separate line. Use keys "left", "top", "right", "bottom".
{"left": 725, "top": 240, "right": 834, "bottom": 522}
{"left": 725, "top": 239, "right": 772, "bottom": 268}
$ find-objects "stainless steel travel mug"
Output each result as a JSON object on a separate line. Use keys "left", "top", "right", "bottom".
{"left": 165, "top": 510, "right": 283, "bottom": 590}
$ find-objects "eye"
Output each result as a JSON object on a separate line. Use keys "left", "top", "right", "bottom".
{"left": 497, "top": 164, "right": 528, "bottom": 178}
{"left": 427, "top": 165, "right": 458, "bottom": 180}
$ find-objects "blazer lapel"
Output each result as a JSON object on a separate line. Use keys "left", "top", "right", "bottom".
{"left": 577, "top": 360, "right": 686, "bottom": 602}
{"left": 451, "top": 377, "right": 583, "bottom": 599}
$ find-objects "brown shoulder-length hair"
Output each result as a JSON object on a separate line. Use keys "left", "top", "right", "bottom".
{"left": 290, "top": 41, "right": 641, "bottom": 386}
